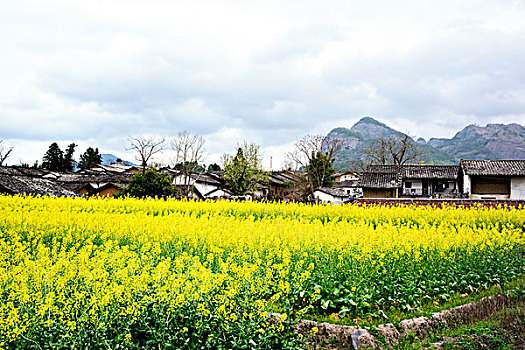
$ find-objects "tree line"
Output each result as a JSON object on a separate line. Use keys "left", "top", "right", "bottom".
{"left": 1, "top": 130, "right": 421, "bottom": 199}
{"left": 17, "top": 143, "right": 103, "bottom": 172}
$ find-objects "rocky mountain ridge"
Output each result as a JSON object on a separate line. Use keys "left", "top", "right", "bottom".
{"left": 426, "top": 123, "right": 525, "bottom": 160}
{"left": 328, "top": 117, "right": 525, "bottom": 171}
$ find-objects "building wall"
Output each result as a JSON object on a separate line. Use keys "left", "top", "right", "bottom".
{"left": 337, "top": 187, "right": 363, "bottom": 198}
{"left": 253, "top": 189, "right": 266, "bottom": 198}
{"left": 405, "top": 180, "right": 423, "bottom": 189}
{"left": 270, "top": 184, "right": 292, "bottom": 198}
{"left": 511, "top": 177, "right": 525, "bottom": 200}
{"left": 463, "top": 174, "right": 471, "bottom": 195}
{"left": 362, "top": 188, "right": 397, "bottom": 198}
{"left": 195, "top": 182, "right": 218, "bottom": 197}
{"left": 205, "top": 189, "right": 230, "bottom": 198}
{"left": 402, "top": 180, "right": 423, "bottom": 196}
{"left": 96, "top": 187, "right": 119, "bottom": 197}
{"left": 173, "top": 175, "right": 196, "bottom": 186}
{"left": 314, "top": 191, "right": 343, "bottom": 204}
{"left": 471, "top": 176, "right": 510, "bottom": 195}
{"left": 340, "top": 174, "right": 358, "bottom": 182}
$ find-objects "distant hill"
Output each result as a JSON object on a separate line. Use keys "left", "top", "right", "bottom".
{"left": 329, "top": 117, "right": 458, "bottom": 171}
{"left": 101, "top": 154, "right": 137, "bottom": 166}
{"left": 427, "top": 123, "right": 525, "bottom": 160}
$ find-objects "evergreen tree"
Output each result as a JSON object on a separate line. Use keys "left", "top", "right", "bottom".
{"left": 174, "top": 161, "right": 205, "bottom": 173}
{"left": 78, "top": 147, "right": 102, "bottom": 169}
{"left": 306, "top": 151, "right": 335, "bottom": 188}
{"left": 41, "top": 143, "right": 64, "bottom": 171}
{"left": 207, "top": 163, "right": 221, "bottom": 172}
{"left": 41, "top": 142, "right": 77, "bottom": 172}
{"left": 63, "top": 143, "right": 77, "bottom": 172}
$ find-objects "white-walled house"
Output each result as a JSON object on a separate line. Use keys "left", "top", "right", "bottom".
{"left": 314, "top": 188, "right": 351, "bottom": 204}
{"left": 334, "top": 171, "right": 359, "bottom": 183}
{"left": 164, "top": 169, "right": 228, "bottom": 199}
{"left": 333, "top": 179, "right": 362, "bottom": 198}
{"left": 460, "top": 160, "right": 525, "bottom": 200}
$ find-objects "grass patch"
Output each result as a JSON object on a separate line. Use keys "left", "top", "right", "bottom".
{"left": 297, "top": 274, "right": 525, "bottom": 328}
{"left": 390, "top": 298, "right": 525, "bottom": 349}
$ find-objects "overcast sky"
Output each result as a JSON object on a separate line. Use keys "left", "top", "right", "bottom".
{"left": 1, "top": 0, "right": 525, "bottom": 169}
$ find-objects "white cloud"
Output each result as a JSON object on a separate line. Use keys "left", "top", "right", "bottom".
{"left": 1, "top": 0, "right": 525, "bottom": 166}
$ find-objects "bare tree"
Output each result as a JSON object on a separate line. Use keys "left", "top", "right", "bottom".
{"left": 362, "top": 136, "right": 391, "bottom": 165}
{"left": 390, "top": 134, "right": 422, "bottom": 165}
{"left": 0, "top": 140, "right": 14, "bottom": 166}
{"left": 363, "top": 133, "right": 422, "bottom": 165}
{"left": 171, "top": 131, "right": 206, "bottom": 196}
{"left": 219, "top": 153, "right": 230, "bottom": 169}
{"left": 127, "top": 135, "right": 167, "bottom": 171}
{"left": 286, "top": 135, "right": 344, "bottom": 198}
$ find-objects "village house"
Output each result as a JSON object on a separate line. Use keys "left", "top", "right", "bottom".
{"left": 401, "top": 165, "right": 460, "bottom": 198}
{"left": 334, "top": 171, "right": 359, "bottom": 183}
{"left": 359, "top": 169, "right": 402, "bottom": 198}
{"left": 460, "top": 159, "right": 525, "bottom": 200}
{"left": 0, "top": 166, "right": 132, "bottom": 198}
{"left": 267, "top": 171, "right": 300, "bottom": 199}
{"left": 162, "top": 169, "right": 230, "bottom": 199}
{"left": 358, "top": 165, "right": 460, "bottom": 199}
{"left": 332, "top": 171, "right": 362, "bottom": 198}
{"left": 56, "top": 170, "right": 132, "bottom": 197}
{"left": 3, "top": 160, "right": 524, "bottom": 201}
{"left": 313, "top": 187, "right": 351, "bottom": 204}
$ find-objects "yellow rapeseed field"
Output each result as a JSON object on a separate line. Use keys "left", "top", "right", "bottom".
{"left": 0, "top": 195, "right": 523, "bottom": 349}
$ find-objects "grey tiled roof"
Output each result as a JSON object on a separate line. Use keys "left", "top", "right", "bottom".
{"left": 315, "top": 187, "right": 349, "bottom": 197}
{"left": 0, "top": 166, "right": 129, "bottom": 196}
{"left": 56, "top": 173, "right": 132, "bottom": 184}
{"left": 402, "top": 165, "right": 459, "bottom": 179}
{"left": 91, "top": 164, "right": 139, "bottom": 173}
{"left": 0, "top": 174, "right": 77, "bottom": 196}
{"left": 194, "top": 173, "right": 223, "bottom": 185}
{"left": 366, "top": 165, "right": 402, "bottom": 173}
{"left": 0, "top": 167, "right": 49, "bottom": 176}
{"left": 334, "top": 179, "right": 360, "bottom": 188}
{"left": 268, "top": 172, "right": 298, "bottom": 186}
{"left": 162, "top": 170, "right": 224, "bottom": 186}
{"left": 366, "top": 165, "right": 459, "bottom": 179}
{"left": 460, "top": 160, "right": 525, "bottom": 176}
{"left": 359, "top": 172, "right": 402, "bottom": 189}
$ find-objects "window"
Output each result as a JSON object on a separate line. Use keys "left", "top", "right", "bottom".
{"left": 405, "top": 182, "right": 412, "bottom": 189}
